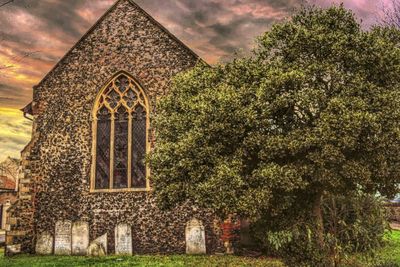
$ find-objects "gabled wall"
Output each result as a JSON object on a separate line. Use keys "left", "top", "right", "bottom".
{"left": 8, "top": 0, "right": 222, "bottom": 254}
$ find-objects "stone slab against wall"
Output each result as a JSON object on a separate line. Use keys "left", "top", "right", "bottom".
{"left": 186, "top": 218, "right": 206, "bottom": 254}
{"left": 54, "top": 220, "right": 72, "bottom": 255}
{"left": 72, "top": 221, "right": 89, "bottom": 255}
{"left": 87, "top": 233, "right": 107, "bottom": 256}
{"left": 6, "top": 244, "right": 21, "bottom": 255}
{"left": 35, "top": 232, "right": 53, "bottom": 255}
{"left": 95, "top": 233, "right": 107, "bottom": 254}
{"left": 115, "top": 223, "right": 132, "bottom": 255}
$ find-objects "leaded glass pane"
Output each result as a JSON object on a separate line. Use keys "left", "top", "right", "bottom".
{"left": 123, "top": 89, "right": 137, "bottom": 108}
{"left": 107, "top": 90, "right": 120, "bottom": 109}
{"left": 113, "top": 106, "right": 129, "bottom": 189}
{"left": 115, "top": 76, "right": 129, "bottom": 92}
{"left": 131, "top": 105, "right": 147, "bottom": 188}
{"left": 95, "top": 107, "right": 111, "bottom": 189}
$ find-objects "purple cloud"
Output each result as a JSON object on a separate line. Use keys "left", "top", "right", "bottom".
{"left": 0, "top": 0, "right": 390, "bottom": 159}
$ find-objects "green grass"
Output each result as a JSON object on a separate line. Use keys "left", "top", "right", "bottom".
{"left": 345, "top": 230, "right": 400, "bottom": 267}
{"left": 374, "top": 230, "right": 400, "bottom": 266}
{"left": 0, "top": 251, "right": 284, "bottom": 267}
{"left": 1, "top": 231, "right": 399, "bottom": 267}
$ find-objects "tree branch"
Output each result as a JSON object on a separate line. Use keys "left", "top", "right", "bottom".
{"left": 0, "top": 50, "right": 39, "bottom": 71}
{"left": 382, "top": 0, "right": 400, "bottom": 28}
{"left": 0, "top": 0, "right": 13, "bottom": 8}
{"left": 0, "top": 65, "right": 14, "bottom": 70}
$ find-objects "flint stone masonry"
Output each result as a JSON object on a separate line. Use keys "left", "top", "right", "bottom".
{"left": 186, "top": 218, "right": 206, "bottom": 254}
{"left": 54, "top": 220, "right": 72, "bottom": 255}
{"left": 115, "top": 223, "right": 132, "bottom": 255}
{"left": 35, "top": 232, "right": 53, "bottom": 255}
{"left": 72, "top": 221, "right": 89, "bottom": 255}
{"left": 7, "top": 0, "right": 223, "bottom": 254}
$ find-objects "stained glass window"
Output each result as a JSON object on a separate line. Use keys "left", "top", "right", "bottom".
{"left": 95, "top": 107, "right": 111, "bottom": 189}
{"left": 113, "top": 106, "right": 129, "bottom": 189}
{"left": 132, "top": 105, "right": 147, "bottom": 188}
{"left": 92, "top": 72, "right": 149, "bottom": 191}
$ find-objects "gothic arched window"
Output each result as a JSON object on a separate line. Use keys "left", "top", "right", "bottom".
{"left": 91, "top": 72, "right": 149, "bottom": 192}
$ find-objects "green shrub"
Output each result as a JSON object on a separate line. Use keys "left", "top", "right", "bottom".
{"left": 251, "top": 193, "right": 388, "bottom": 266}
{"left": 323, "top": 194, "right": 388, "bottom": 255}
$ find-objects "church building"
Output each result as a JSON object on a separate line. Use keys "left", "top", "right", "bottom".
{"left": 6, "top": 0, "right": 223, "bottom": 255}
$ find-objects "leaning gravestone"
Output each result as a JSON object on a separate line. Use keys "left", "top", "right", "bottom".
{"left": 115, "top": 223, "right": 132, "bottom": 255}
{"left": 87, "top": 242, "right": 106, "bottom": 257}
{"left": 35, "top": 232, "right": 53, "bottom": 255}
{"left": 185, "top": 218, "right": 206, "bottom": 254}
{"left": 54, "top": 220, "right": 72, "bottom": 255}
{"left": 87, "top": 233, "right": 107, "bottom": 256}
{"left": 94, "top": 233, "right": 108, "bottom": 254}
{"left": 72, "top": 221, "right": 89, "bottom": 255}
{"left": 87, "top": 233, "right": 107, "bottom": 257}
{"left": 6, "top": 244, "right": 21, "bottom": 256}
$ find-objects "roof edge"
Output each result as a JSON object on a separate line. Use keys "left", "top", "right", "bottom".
{"left": 20, "top": 102, "right": 33, "bottom": 115}
{"left": 35, "top": 0, "right": 204, "bottom": 89}
{"left": 126, "top": 0, "right": 201, "bottom": 60}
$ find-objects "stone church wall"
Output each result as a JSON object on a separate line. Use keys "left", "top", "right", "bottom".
{"left": 8, "top": 0, "right": 223, "bottom": 254}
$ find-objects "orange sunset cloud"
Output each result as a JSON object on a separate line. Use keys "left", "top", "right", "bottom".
{"left": 0, "top": 0, "right": 390, "bottom": 161}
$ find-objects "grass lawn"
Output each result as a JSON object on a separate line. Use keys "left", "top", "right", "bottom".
{"left": 0, "top": 251, "right": 284, "bottom": 267}
{"left": 373, "top": 230, "right": 400, "bottom": 266}
{"left": 346, "top": 230, "right": 400, "bottom": 267}
{"left": 0, "top": 231, "right": 399, "bottom": 267}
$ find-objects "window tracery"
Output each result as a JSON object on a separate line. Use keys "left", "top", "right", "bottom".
{"left": 91, "top": 72, "right": 149, "bottom": 192}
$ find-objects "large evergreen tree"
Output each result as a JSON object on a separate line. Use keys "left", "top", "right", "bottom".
{"left": 150, "top": 5, "right": 400, "bottom": 257}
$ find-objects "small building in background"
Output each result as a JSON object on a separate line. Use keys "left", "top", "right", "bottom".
{"left": 0, "top": 158, "right": 19, "bottom": 245}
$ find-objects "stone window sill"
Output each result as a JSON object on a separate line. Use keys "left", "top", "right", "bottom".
{"left": 89, "top": 188, "right": 151, "bottom": 193}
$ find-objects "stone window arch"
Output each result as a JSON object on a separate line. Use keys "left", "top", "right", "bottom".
{"left": 91, "top": 71, "right": 150, "bottom": 192}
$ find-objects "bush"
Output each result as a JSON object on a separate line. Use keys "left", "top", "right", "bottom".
{"left": 251, "top": 193, "right": 388, "bottom": 266}
{"left": 323, "top": 194, "right": 388, "bottom": 255}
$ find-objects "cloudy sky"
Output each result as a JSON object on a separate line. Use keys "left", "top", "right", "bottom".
{"left": 0, "top": 0, "right": 391, "bottom": 161}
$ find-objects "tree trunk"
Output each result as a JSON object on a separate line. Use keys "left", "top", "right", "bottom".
{"left": 313, "top": 189, "right": 335, "bottom": 266}
{"left": 313, "top": 189, "right": 324, "bottom": 248}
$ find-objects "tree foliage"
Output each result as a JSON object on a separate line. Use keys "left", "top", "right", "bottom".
{"left": 150, "top": 5, "right": 400, "bottom": 259}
